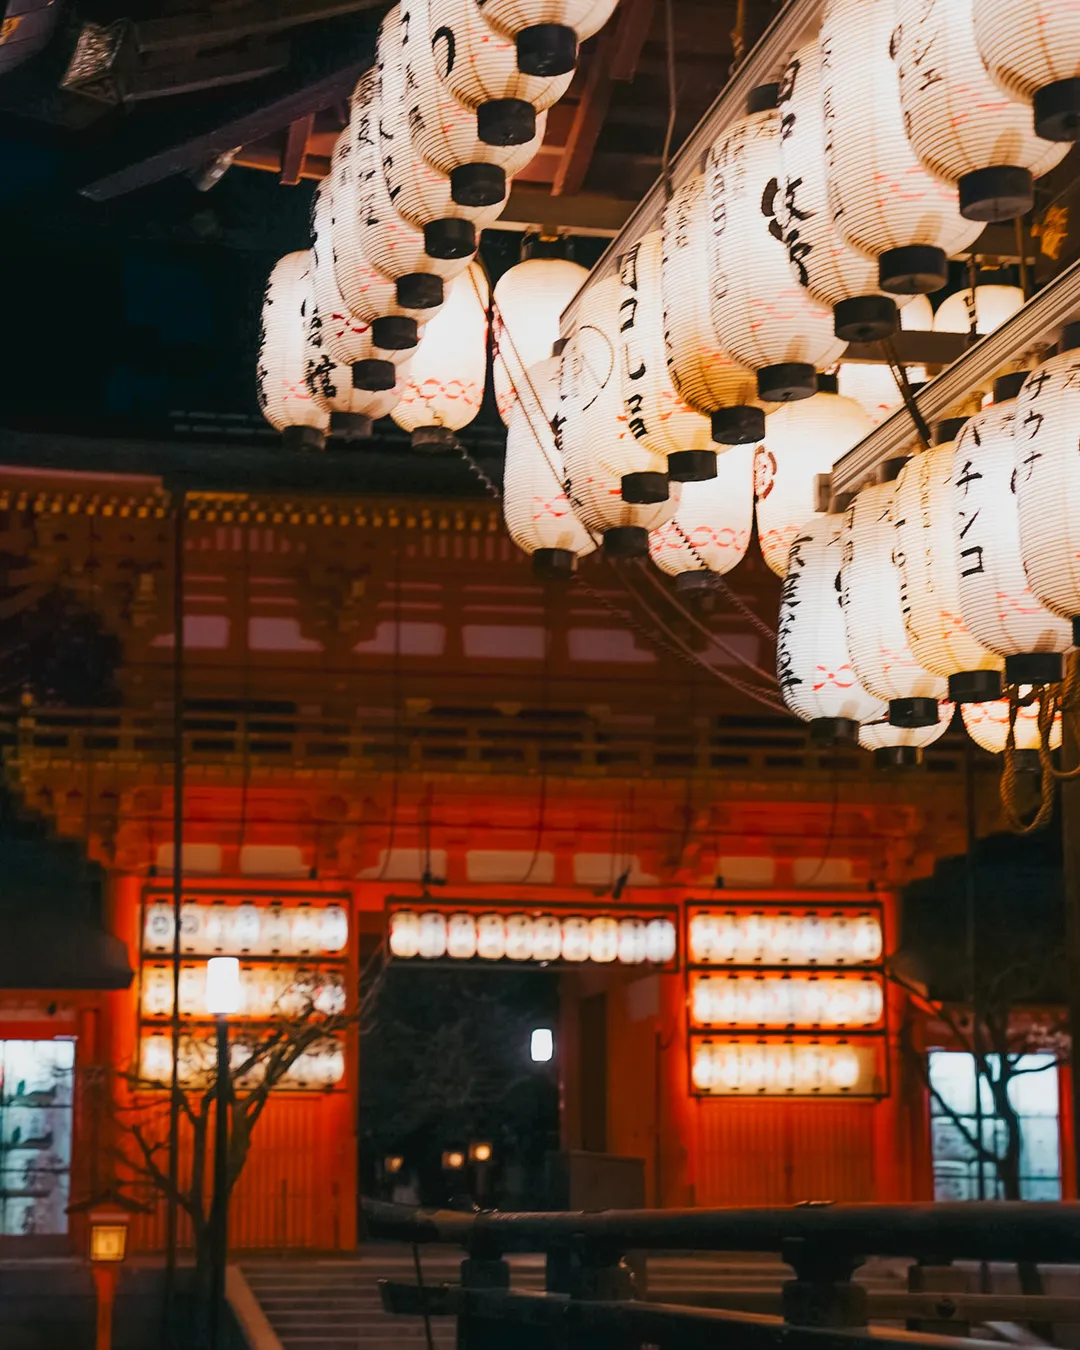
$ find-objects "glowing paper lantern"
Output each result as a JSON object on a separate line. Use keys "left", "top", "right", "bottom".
{"left": 706, "top": 94, "right": 846, "bottom": 403}
{"left": 257, "top": 252, "right": 329, "bottom": 451}
{"left": 493, "top": 255, "right": 588, "bottom": 424}
{"left": 227, "top": 903, "right": 262, "bottom": 952}
{"left": 503, "top": 355, "right": 596, "bottom": 579}
{"left": 645, "top": 918, "right": 677, "bottom": 964}
{"left": 857, "top": 705, "right": 954, "bottom": 767}
{"left": 557, "top": 275, "right": 680, "bottom": 558}
{"left": 589, "top": 916, "right": 619, "bottom": 963}
{"left": 895, "top": 0, "right": 1067, "bottom": 220}
{"left": 532, "top": 915, "right": 562, "bottom": 961}
{"left": 819, "top": 0, "right": 981, "bottom": 294}
{"left": 973, "top": 0, "right": 1080, "bottom": 142}
{"left": 428, "top": 0, "right": 574, "bottom": 146}
{"left": 837, "top": 363, "right": 928, "bottom": 427}
{"left": 480, "top": 0, "right": 619, "bottom": 76}
{"left": 953, "top": 375, "right": 1071, "bottom": 684}
{"left": 418, "top": 911, "right": 448, "bottom": 959}
{"left": 1014, "top": 339, "right": 1080, "bottom": 633}
{"left": 561, "top": 916, "right": 590, "bottom": 962}
{"left": 391, "top": 262, "right": 490, "bottom": 444}
{"left": 477, "top": 913, "right": 507, "bottom": 960}
{"left": 661, "top": 175, "right": 763, "bottom": 445}
{"left": 505, "top": 914, "right": 535, "bottom": 961}
{"left": 754, "top": 380, "right": 873, "bottom": 578}
{"left": 617, "top": 918, "right": 647, "bottom": 965}
{"left": 447, "top": 912, "right": 478, "bottom": 959}
{"left": 389, "top": 910, "right": 421, "bottom": 958}
{"left": 777, "top": 39, "right": 898, "bottom": 342}
{"left": 962, "top": 693, "right": 1062, "bottom": 754}
{"left": 777, "top": 514, "right": 887, "bottom": 741}
{"left": 933, "top": 282, "right": 1025, "bottom": 337}
{"left": 320, "top": 906, "right": 349, "bottom": 953}
{"left": 618, "top": 232, "right": 718, "bottom": 482}
{"left": 891, "top": 438, "right": 1005, "bottom": 701}
{"left": 262, "top": 906, "right": 290, "bottom": 952}
{"left": 648, "top": 445, "right": 754, "bottom": 591}
{"left": 305, "top": 315, "right": 408, "bottom": 442}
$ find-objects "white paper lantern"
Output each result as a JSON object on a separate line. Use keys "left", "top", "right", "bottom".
{"left": 707, "top": 98, "right": 847, "bottom": 403}
{"left": 429, "top": 0, "right": 574, "bottom": 147}
{"left": 389, "top": 910, "right": 421, "bottom": 958}
{"left": 480, "top": 0, "right": 618, "bottom": 76}
{"left": 532, "top": 914, "right": 562, "bottom": 961}
{"left": 841, "top": 481, "right": 949, "bottom": 724}
{"left": 320, "top": 905, "right": 349, "bottom": 953}
{"left": 257, "top": 251, "right": 329, "bottom": 450}
{"left": 561, "top": 916, "right": 590, "bottom": 962}
{"left": 933, "top": 283, "right": 1026, "bottom": 337}
{"left": 661, "top": 175, "right": 763, "bottom": 445}
{"left": 503, "top": 355, "right": 597, "bottom": 577}
{"left": 618, "top": 232, "right": 719, "bottom": 482}
{"left": 953, "top": 379, "right": 1071, "bottom": 684}
{"left": 973, "top": 0, "right": 1080, "bottom": 142}
{"left": 895, "top": 0, "right": 1068, "bottom": 221}
{"left": 557, "top": 274, "right": 680, "bottom": 557}
{"left": 506, "top": 913, "right": 535, "bottom": 961}
{"left": 754, "top": 383, "right": 873, "bottom": 578}
{"left": 777, "top": 514, "right": 888, "bottom": 740}
{"left": 589, "top": 915, "right": 619, "bottom": 963}
{"left": 648, "top": 445, "right": 754, "bottom": 589}
{"left": 391, "top": 261, "right": 489, "bottom": 440}
{"left": 493, "top": 255, "right": 588, "bottom": 424}
{"left": 819, "top": 0, "right": 982, "bottom": 295}
{"left": 891, "top": 440, "right": 1005, "bottom": 700}
{"left": 1014, "top": 343, "right": 1080, "bottom": 630}
{"left": 857, "top": 704, "right": 954, "bottom": 766}
{"left": 477, "top": 912, "right": 507, "bottom": 959}
{"left": 447, "top": 912, "right": 478, "bottom": 959}
{"left": 645, "top": 917, "right": 677, "bottom": 964}
{"left": 406, "top": 0, "right": 549, "bottom": 185}
{"left": 777, "top": 39, "right": 899, "bottom": 342}
{"left": 617, "top": 918, "right": 647, "bottom": 965}
{"left": 837, "top": 363, "right": 928, "bottom": 427}
{"left": 418, "top": 911, "right": 448, "bottom": 958}
{"left": 305, "top": 302, "right": 409, "bottom": 440}
{"left": 962, "top": 692, "right": 1062, "bottom": 754}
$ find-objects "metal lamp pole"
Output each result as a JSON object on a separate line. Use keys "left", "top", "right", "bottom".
{"left": 205, "top": 958, "right": 241, "bottom": 1350}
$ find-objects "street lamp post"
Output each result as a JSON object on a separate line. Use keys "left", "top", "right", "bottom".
{"left": 205, "top": 957, "right": 241, "bottom": 1350}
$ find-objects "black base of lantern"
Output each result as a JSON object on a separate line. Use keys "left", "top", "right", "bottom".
{"left": 450, "top": 162, "right": 506, "bottom": 208}
{"left": 396, "top": 273, "right": 444, "bottom": 310}
{"left": 810, "top": 716, "right": 859, "bottom": 746}
{"left": 889, "top": 697, "right": 940, "bottom": 729}
{"left": 675, "top": 570, "right": 713, "bottom": 594}
{"left": 958, "top": 164, "right": 1034, "bottom": 222}
{"left": 1005, "top": 651, "right": 1065, "bottom": 686}
{"left": 1014, "top": 749, "right": 1042, "bottom": 774}
{"left": 1073, "top": 616, "right": 1080, "bottom": 647}
{"left": 934, "top": 417, "right": 969, "bottom": 445}
{"left": 478, "top": 98, "right": 536, "bottom": 147}
{"left": 993, "top": 371, "right": 1028, "bottom": 403}
{"left": 424, "top": 218, "right": 476, "bottom": 260}
{"left": 757, "top": 362, "right": 816, "bottom": 403}
{"left": 874, "top": 746, "right": 923, "bottom": 769}
{"left": 372, "top": 315, "right": 418, "bottom": 350}
{"left": 1034, "top": 78, "right": 1080, "bottom": 142}
{"left": 834, "top": 294, "right": 898, "bottom": 343}
{"left": 282, "top": 424, "right": 326, "bottom": 452}
{"left": 747, "top": 83, "right": 779, "bottom": 114}
{"left": 948, "top": 669, "right": 1003, "bottom": 704}
{"left": 604, "top": 526, "right": 650, "bottom": 559}
{"left": 411, "top": 425, "right": 457, "bottom": 452}
{"left": 668, "top": 449, "right": 717, "bottom": 482}
{"left": 711, "top": 404, "right": 765, "bottom": 444}
{"left": 533, "top": 547, "right": 576, "bottom": 581}
{"left": 879, "top": 244, "right": 948, "bottom": 295}
{"left": 516, "top": 23, "right": 577, "bottom": 76}
{"left": 352, "top": 359, "right": 396, "bottom": 392}
{"left": 330, "top": 412, "right": 374, "bottom": 443}
{"left": 621, "top": 471, "right": 669, "bottom": 504}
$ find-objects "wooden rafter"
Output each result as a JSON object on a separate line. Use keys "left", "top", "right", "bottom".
{"left": 134, "top": 0, "right": 385, "bottom": 53}
{"left": 281, "top": 113, "right": 315, "bottom": 185}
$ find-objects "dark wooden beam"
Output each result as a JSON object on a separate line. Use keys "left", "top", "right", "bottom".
{"left": 609, "top": 0, "right": 658, "bottom": 81}
{"left": 123, "top": 43, "right": 290, "bottom": 102}
{"left": 280, "top": 113, "right": 314, "bottom": 185}
{"left": 134, "top": 0, "right": 384, "bottom": 53}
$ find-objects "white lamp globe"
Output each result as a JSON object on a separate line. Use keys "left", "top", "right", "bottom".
{"left": 858, "top": 704, "right": 954, "bottom": 769}
{"left": 661, "top": 175, "right": 763, "bottom": 446}
{"left": 706, "top": 91, "right": 847, "bottom": 404}
{"left": 493, "top": 254, "right": 588, "bottom": 425}
{"left": 557, "top": 274, "right": 680, "bottom": 558}
{"left": 503, "top": 355, "right": 597, "bottom": 579}
{"left": 819, "top": 0, "right": 982, "bottom": 296}
{"left": 257, "top": 251, "right": 329, "bottom": 451}
{"left": 776, "top": 514, "right": 887, "bottom": 743}
{"left": 973, "top": 0, "right": 1080, "bottom": 143}
{"left": 933, "top": 281, "right": 1026, "bottom": 337}
{"left": 479, "top": 0, "right": 619, "bottom": 77}
{"left": 205, "top": 957, "right": 242, "bottom": 1016}
{"left": 391, "top": 262, "right": 490, "bottom": 445}
{"left": 647, "top": 444, "right": 755, "bottom": 591}
{"left": 754, "top": 378, "right": 873, "bottom": 578}
{"left": 429, "top": 0, "right": 574, "bottom": 148}
{"left": 894, "top": 0, "right": 1067, "bottom": 221}
{"left": 952, "top": 374, "right": 1071, "bottom": 686}
{"left": 962, "top": 692, "right": 1062, "bottom": 756}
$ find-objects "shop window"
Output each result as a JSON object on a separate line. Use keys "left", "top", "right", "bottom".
{"left": 0, "top": 1040, "right": 76, "bottom": 1236}
{"left": 928, "top": 1051, "right": 1061, "bottom": 1201}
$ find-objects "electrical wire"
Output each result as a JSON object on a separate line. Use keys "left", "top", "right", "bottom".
{"left": 661, "top": 0, "right": 678, "bottom": 202}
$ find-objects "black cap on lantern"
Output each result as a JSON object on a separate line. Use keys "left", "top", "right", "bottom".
{"left": 746, "top": 83, "right": 779, "bottom": 114}
{"left": 1034, "top": 78, "right": 1080, "bottom": 142}
{"left": 1005, "top": 652, "right": 1065, "bottom": 686}
{"left": 711, "top": 404, "right": 765, "bottom": 444}
{"left": 621, "top": 471, "right": 669, "bottom": 505}
{"left": 603, "top": 526, "right": 650, "bottom": 559}
{"left": 668, "top": 449, "right": 718, "bottom": 482}
{"left": 816, "top": 372, "right": 839, "bottom": 394}
{"left": 424, "top": 218, "right": 476, "bottom": 261}
{"left": 352, "top": 359, "right": 397, "bottom": 392}
{"left": 533, "top": 547, "right": 577, "bottom": 581}
{"left": 878, "top": 244, "right": 948, "bottom": 296}
{"left": 833, "top": 294, "right": 899, "bottom": 344}
{"left": 282, "top": 425, "right": 326, "bottom": 453}
{"left": 372, "top": 316, "right": 419, "bottom": 350}
{"left": 947, "top": 669, "right": 1003, "bottom": 704}
{"left": 933, "top": 417, "right": 970, "bottom": 444}
{"left": 675, "top": 571, "right": 713, "bottom": 595}
{"left": 477, "top": 99, "right": 536, "bottom": 147}
{"left": 450, "top": 163, "right": 506, "bottom": 208}
{"left": 889, "top": 697, "right": 940, "bottom": 729}
{"left": 411, "top": 426, "right": 458, "bottom": 452}
{"left": 874, "top": 745, "right": 924, "bottom": 770}
{"left": 1059, "top": 321, "right": 1080, "bottom": 353}
{"left": 958, "top": 165, "right": 1034, "bottom": 223}
{"left": 516, "top": 23, "right": 577, "bottom": 77}
{"left": 757, "top": 362, "right": 818, "bottom": 403}
{"left": 396, "top": 273, "right": 444, "bottom": 310}
{"left": 993, "top": 371, "right": 1029, "bottom": 403}
{"left": 330, "top": 412, "right": 374, "bottom": 443}
{"left": 810, "top": 717, "right": 860, "bottom": 747}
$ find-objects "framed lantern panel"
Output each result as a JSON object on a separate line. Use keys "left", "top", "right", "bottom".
{"left": 895, "top": 0, "right": 1067, "bottom": 221}
{"left": 819, "top": 0, "right": 982, "bottom": 294}
{"left": 776, "top": 514, "right": 887, "bottom": 733}
{"left": 257, "top": 251, "right": 329, "bottom": 446}
{"left": 690, "top": 1035, "right": 884, "bottom": 1097}
{"left": 841, "top": 481, "right": 949, "bottom": 703}
{"left": 142, "top": 898, "right": 350, "bottom": 957}
{"left": 953, "top": 398, "right": 1071, "bottom": 665}
{"left": 503, "top": 355, "right": 597, "bottom": 565}
{"left": 391, "top": 262, "right": 489, "bottom": 433}
{"left": 973, "top": 0, "right": 1080, "bottom": 142}
{"left": 140, "top": 1033, "right": 345, "bottom": 1089}
{"left": 648, "top": 446, "right": 754, "bottom": 581}
{"left": 493, "top": 257, "right": 588, "bottom": 424}
{"left": 962, "top": 694, "right": 1062, "bottom": 754}
{"left": 689, "top": 970, "right": 885, "bottom": 1031}
{"left": 706, "top": 106, "right": 846, "bottom": 400}
{"left": 661, "top": 176, "right": 761, "bottom": 433}
{"left": 754, "top": 388, "right": 873, "bottom": 578}
{"left": 141, "top": 963, "right": 348, "bottom": 1022}
{"left": 687, "top": 902, "right": 884, "bottom": 967}
{"left": 891, "top": 444, "right": 1005, "bottom": 685}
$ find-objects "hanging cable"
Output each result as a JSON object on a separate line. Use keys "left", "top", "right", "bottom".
{"left": 661, "top": 0, "right": 678, "bottom": 202}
